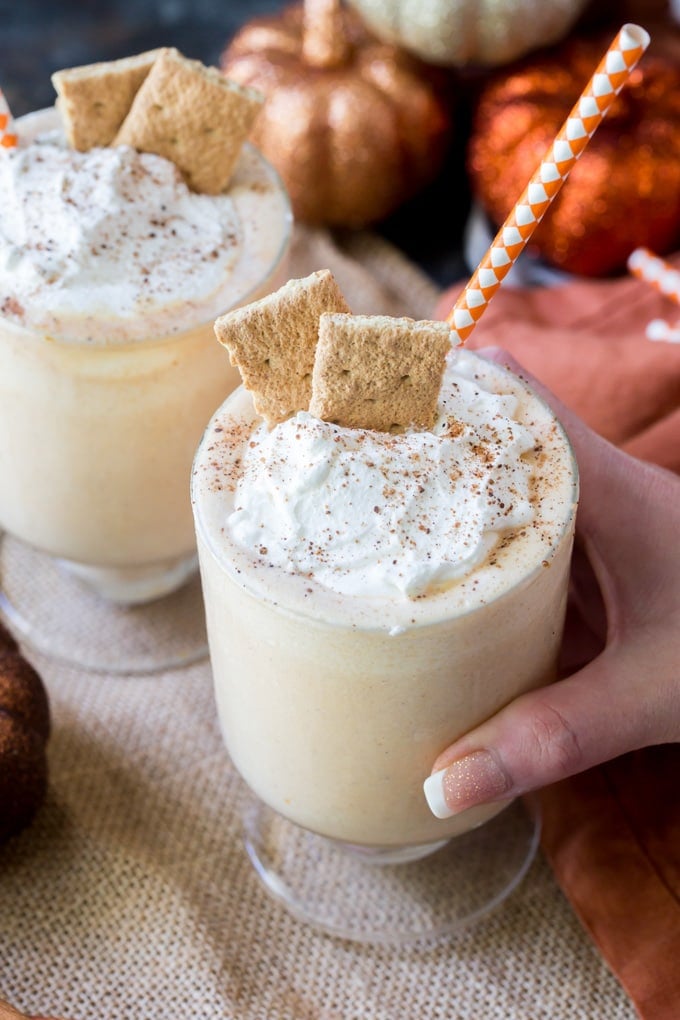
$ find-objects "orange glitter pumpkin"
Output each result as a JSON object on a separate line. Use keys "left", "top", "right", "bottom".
{"left": 221, "top": 0, "right": 452, "bottom": 227}
{"left": 468, "top": 35, "right": 680, "bottom": 277}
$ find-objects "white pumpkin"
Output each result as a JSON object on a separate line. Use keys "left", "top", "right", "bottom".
{"left": 345, "top": 0, "right": 589, "bottom": 67}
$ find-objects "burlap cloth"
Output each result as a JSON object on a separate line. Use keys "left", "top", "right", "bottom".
{"left": 0, "top": 226, "right": 639, "bottom": 1020}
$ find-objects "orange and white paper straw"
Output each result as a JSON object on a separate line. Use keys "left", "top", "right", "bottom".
{"left": 627, "top": 247, "right": 680, "bottom": 305}
{"left": 447, "top": 23, "right": 650, "bottom": 344}
{"left": 628, "top": 247, "right": 680, "bottom": 343}
{"left": 0, "top": 88, "right": 18, "bottom": 149}
{"left": 645, "top": 319, "right": 680, "bottom": 343}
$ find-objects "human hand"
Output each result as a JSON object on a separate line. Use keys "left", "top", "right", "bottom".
{"left": 424, "top": 348, "right": 680, "bottom": 818}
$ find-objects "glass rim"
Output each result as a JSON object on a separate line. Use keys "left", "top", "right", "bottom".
{"left": 191, "top": 354, "right": 580, "bottom": 633}
{"left": 0, "top": 107, "right": 294, "bottom": 348}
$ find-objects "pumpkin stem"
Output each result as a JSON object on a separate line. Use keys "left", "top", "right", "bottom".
{"left": 302, "top": 0, "right": 349, "bottom": 68}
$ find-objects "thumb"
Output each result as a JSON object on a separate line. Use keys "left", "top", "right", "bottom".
{"left": 423, "top": 627, "right": 678, "bottom": 819}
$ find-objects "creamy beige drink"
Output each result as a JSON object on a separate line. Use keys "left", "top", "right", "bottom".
{"left": 0, "top": 108, "right": 291, "bottom": 601}
{"left": 192, "top": 349, "right": 578, "bottom": 848}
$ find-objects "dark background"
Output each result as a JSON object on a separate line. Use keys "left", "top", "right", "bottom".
{"left": 0, "top": 0, "right": 672, "bottom": 288}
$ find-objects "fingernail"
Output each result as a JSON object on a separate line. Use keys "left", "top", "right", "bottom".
{"left": 423, "top": 750, "right": 511, "bottom": 819}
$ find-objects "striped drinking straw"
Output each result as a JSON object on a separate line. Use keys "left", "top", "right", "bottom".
{"left": 645, "top": 321, "right": 680, "bottom": 343}
{"left": 628, "top": 248, "right": 680, "bottom": 343}
{"left": 627, "top": 247, "right": 680, "bottom": 305}
{"left": 446, "top": 23, "right": 651, "bottom": 345}
{"left": 0, "top": 87, "right": 18, "bottom": 149}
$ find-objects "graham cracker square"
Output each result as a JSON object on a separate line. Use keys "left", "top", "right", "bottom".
{"left": 52, "top": 49, "right": 164, "bottom": 151}
{"left": 309, "top": 314, "right": 451, "bottom": 431}
{"left": 214, "top": 270, "right": 352, "bottom": 426}
{"left": 114, "top": 49, "right": 263, "bottom": 193}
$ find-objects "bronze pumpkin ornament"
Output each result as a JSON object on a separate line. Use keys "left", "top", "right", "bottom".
{"left": 221, "top": 0, "right": 453, "bottom": 227}
{"left": 0, "top": 621, "right": 50, "bottom": 843}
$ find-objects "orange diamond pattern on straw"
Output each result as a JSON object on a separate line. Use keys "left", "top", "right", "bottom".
{"left": 0, "top": 87, "right": 18, "bottom": 149}
{"left": 628, "top": 247, "right": 680, "bottom": 343}
{"left": 627, "top": 247, "right": 680, "bottom": 305}
{"left": 645, "top": 320, "right": 680, "bottom": 343}
{"left": 446, "top": 23, "right": 651, "bottom": 345}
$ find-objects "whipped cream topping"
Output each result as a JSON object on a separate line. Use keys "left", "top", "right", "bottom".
{"left": 0, "top": 115, "right": 287, "bottom": 342}
{"left": 227, "top": 352, "right": 538, "bottom": 598}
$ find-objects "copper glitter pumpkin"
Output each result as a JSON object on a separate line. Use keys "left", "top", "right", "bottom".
{"left": 221, "top": 0, "right": 452, "bottom": 227}
{"left": 468, "top": 35, "right": 680, "bottom": 277}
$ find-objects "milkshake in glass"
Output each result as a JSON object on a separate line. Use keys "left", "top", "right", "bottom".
{"left": 191, "top": 303, "right": 578, "bottom": 937}
{"left": 0, "top": 102, "right": 291, "bottom": 669}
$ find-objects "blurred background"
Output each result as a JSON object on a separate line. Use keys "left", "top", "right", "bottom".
{"left": 0, "top": 0, "right": 678, "bottom": 287}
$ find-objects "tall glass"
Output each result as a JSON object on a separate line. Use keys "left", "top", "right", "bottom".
{"left": 0, "top": 108, "right": 292, "bottom": 672}
{"left": 191, "top": 351, "right": 579, "bottom": 942}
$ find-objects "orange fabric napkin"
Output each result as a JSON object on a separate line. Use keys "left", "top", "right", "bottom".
{"left": 539, "top": 747, "right": 680, "bottom": 1020}
{"left": 434, "top": 267, "right": 680, "bottom": 1019}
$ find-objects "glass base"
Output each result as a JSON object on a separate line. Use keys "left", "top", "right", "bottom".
{"left": 0, "top": 531, "right": 209, "bottom": 674}
{"left": 241, "top": 793, "right": 541, "bottom": 945}
{"left": 58, "top": 552, "right": 200, "bottom": 605}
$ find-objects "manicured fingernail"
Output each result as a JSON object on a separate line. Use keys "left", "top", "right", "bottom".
{"left": 423, "top": 750, "right": 511, "bottom": 819}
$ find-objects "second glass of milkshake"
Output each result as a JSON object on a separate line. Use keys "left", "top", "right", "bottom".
{"left": 192, "top": 280, "right": 578, "bottom": 942}
{"left": 0, "top": 73, "right": 292, "bottom": 672}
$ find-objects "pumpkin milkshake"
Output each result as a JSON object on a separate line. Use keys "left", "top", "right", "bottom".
{"left": 0, "top": 52, "right": 291, "bottom": 605}
{"left": 192, "top": 274, "right": 578, "bottom": 849}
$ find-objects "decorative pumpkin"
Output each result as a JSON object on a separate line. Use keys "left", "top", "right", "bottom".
{"left": 344, "top": 0, "right": 589, "bottom": 67}
{"left": 0, "top": 997, "right": 65, "bottom": 1020}
{"left": 0, "top": 621, "right": 50, "bottom": 843}
{"left": 221, "top": 0, "right": 452, "bottom": 227}
{"left": 468, "top": 35, "right": 680, "bottom": 276}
